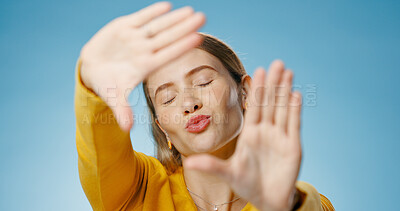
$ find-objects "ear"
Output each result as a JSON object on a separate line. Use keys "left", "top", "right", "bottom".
{"left": 240, "top": 74, "right": 252, "bottom": 109}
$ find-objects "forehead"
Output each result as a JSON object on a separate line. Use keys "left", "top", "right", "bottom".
{"left": 146, "top": 48, "right": 228, "bottom": 93}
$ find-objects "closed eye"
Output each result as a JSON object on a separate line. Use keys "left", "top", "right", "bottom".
{"left": 163, "top": 97, "right": 175, "bottom": 105}
{"left": 199, "top": 80, "right": 213, "bottom": 87}
{"left": 162, "top": 81, "right": 213, "bottom": 105}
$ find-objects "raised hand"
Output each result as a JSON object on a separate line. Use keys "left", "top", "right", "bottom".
{"left": 185, "top": 60, "right": 303, "bottom": 211}
{"left": 79, "top": 2, "right": 206, "bottom": 131}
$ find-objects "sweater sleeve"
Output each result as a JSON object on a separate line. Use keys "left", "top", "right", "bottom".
{"left": 295, "top": 181, "right": 335, "bottom": 211}
{"left": 74, "top": 57, "right": 152, "bottom": 210}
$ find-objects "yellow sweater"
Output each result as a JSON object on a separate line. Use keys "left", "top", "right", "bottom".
{"left": 74, "top": 58, "right": 335, "bottom": 211}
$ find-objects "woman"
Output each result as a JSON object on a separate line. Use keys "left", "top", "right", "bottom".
{"left": 74, "top": 2, "right": 334, "bottom": 211}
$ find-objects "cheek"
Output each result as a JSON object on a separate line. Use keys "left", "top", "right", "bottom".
{"left": 155, "top": 109, "right": 182, "bottom": 131}
{"left": 207, "top": 83, "right": 242, "bottom": 130}
{"left": 205, "top": 83, "right": 238, "bottom": 109}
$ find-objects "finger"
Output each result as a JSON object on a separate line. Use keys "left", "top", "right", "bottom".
{"left": 120, "top": 2, "right": 172, "bottom": 27}
{"left": 184, "top": 154, "right": 232, "bottom": 182}
{"left": 143, "top": 6, "right": 194, "bottom": 38}
{"left": 275, "top": 70, "right": 293, "bottom": 132}
{"left": 244, "top": 67, "right": 266, "bottom": 125}
{"left": 288, "top": 91, "right": 302, "bottom": 140}
{"left": 151, "top": 12, "right": 206, "bottom": 51}
{"left": 153, "top": 33, "right": 204, "bottom": 67}
{"left": 262, "top": 60, "right": 285, "bottom": 124}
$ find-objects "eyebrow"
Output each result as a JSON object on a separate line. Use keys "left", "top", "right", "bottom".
{"left": 154, "top": 65, "right": 217, "bottom": 98}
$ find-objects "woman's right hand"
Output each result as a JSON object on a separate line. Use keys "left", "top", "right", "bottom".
{"left": 79, "top": 2, "right": 206, "bottom": 132}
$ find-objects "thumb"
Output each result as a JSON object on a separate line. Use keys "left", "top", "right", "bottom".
{"left": 184, "top": 154, "right": 232, "bottom": 182}
{"left": 113, "top": 104, "right": 133, "bottom": 132}
{"left": 108, "top": 86, "right": 134, "bottom": 132}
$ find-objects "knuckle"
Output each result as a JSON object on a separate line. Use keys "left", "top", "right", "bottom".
{"left": 112, "top": 14, "right": 141, "bottom": 28}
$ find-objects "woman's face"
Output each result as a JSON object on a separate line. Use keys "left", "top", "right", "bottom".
{"left": 147, "top": 48, "right": 247, "bottom": 157}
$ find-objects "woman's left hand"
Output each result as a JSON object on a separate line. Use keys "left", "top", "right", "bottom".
{"left": 185, "top": 60, "right": 303, "bottom": 211}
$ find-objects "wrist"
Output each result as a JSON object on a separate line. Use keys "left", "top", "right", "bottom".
{"left": 257, "top": 188, "right": 302, "bottom": 211}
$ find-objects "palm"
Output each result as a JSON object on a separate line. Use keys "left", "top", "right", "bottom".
{"left": 185, "top": 60, "right": 303, "bottom": 211}
{"left": 229, "top": 116, "right": 301, "bottom": 210}
{"left": 79, "top": 2, "right": 206, "bottom": 131}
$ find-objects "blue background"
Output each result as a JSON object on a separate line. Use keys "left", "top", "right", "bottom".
{"left": 1, "top": 0, "right": 399, "bottom": 210}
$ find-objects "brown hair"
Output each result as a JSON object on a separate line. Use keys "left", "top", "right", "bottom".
{"left": 142, "top": 33, "right": 247, "bottom": 174}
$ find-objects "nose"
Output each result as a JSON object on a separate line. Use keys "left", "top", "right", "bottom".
{"left": 182, "top": 95, "right": 203, "bottom": 114}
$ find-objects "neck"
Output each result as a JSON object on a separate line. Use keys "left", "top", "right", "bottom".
{"left": 181, "top": 137, "right": 247, "bottom": 211}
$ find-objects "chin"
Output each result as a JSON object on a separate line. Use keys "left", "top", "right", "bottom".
{"left": 188, "top": 133, "right": 221, "bottom": 153}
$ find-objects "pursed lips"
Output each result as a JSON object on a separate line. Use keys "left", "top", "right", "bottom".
{"left": 185, "top": 114, "right": 211, "bottom": 129}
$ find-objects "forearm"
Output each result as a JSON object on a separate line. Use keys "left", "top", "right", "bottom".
{"left": 74, "top": 57, "right": 139, "bottom": 210}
